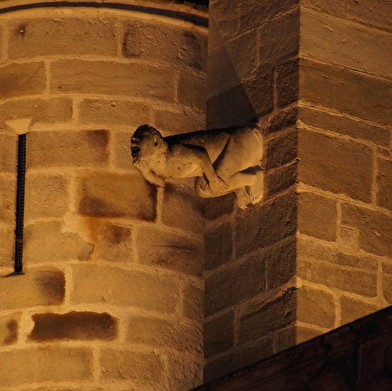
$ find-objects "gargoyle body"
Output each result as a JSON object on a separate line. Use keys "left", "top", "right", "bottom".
{"left": 130, "top": 124, "right": 264, "bottom": 208}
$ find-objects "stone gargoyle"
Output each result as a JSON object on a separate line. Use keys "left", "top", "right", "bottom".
{"left": 130, "top": 124, "right": 264, "bottom": 209}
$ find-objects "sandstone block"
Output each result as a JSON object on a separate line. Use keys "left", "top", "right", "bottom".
{"left": 28, "top": 129, "right": 109, "bottom": 168}
{"left": 265, "top": 128, "right": 297, "bottom": 170}
{"left": 0, "top": 132, "right": 17, "bottom": 173}
{"left": 258, "top": 10, "right": 300, "bottom": 64}
{"left": 341, "top": 203, "right": 392, "bottom": 258}
{"left": 204, "top": 192, "right": 235, "bottom": 221}
{"left": 0, "top": 312, "right": 20, "bottom": 346}
{"left": 166, "top": 354, "right": 203, "bottom": 391}
{"left": 178, "top": 72, "right": 206, "bottom": 111}
{"left": 300, "top": 59, "right": 392, "bottom": 125}
{"left": 235, "top": 191, "right": 297, "bottom": 257}
{"left": 276, "top": 58, "right": 299, "bottom": 108}
{"left": 161, "top": 182, "right": 204, "bottom": 233}
{"left": 298, "top": 128, "right": 373, "bottom": 202}
{"left": 24, "top": 221, "right": 94, "bottom": 264}
{"left": 100, "top": 348, "right": 164, "bottom": 384}
{"left": 71, "top": 264, "right": 180, "bottom": 314}
{"left": 78, "top": 172, "right": 156, "bottom": 221}
{"left": 183, "top": 282, "right": 203, "bottom": 322}
{"left": 0, "top": 269, "right": 65, "bottom": 310}
{"left": 209, "top": 0, "right": 239, "bottom": 39}
{"left": 25, "top": 173, "right": 69, "bottom": 220}
{"left": 29, "top": 311, "right": 118, "bottom": 341}
{"left": 347, "top": 0, "right": 392, "bottom": 31}
{"left": 205, "top": 221, "right": 233, "bottom": 270}
{"left": 122, "top": 21, "right": 207, "bottom": 72}
{"left": 266, "top": 106, "right": 298, "bottom": 134}
{"left": 0, "top": 347, "right": 93, "bottom": 387}
{"left": 383, "top": 273, "right": 392, "bottom": 304}
{"left": 0, "top": 61, "right": 45, "bottom": 99}
{"left": 204, "top": 310, "right": 234, "bottom": 358}
{"left": 95, "top": 222, "right": 133, "bottom": 263}
{"left": 296, "top": 325, "right": 324, "bottom": 344}
{"left": 298, "top": 259, "right": 377, "bottom": 297}
{"left": 136, "top": 226, "right": 203, "bottom": 277}
{"left": 113, "top": 130, "right": 140, "bottom": 171}
{"left": 301, "top": 9, "right": 392, "bottom": 79}
{"left": 297, "top": 285, "right": 335, "bottom": 328}
{"left": 8, "top": 17, "right": 117, "bottom": 58}
{"left": 78, "top": 99, "right": 149, "bottom": 126}
{"left": 51, "top": 60, "right": 176, "bottom": 102}
{"left": 127, "top": 316, "right": 202, "bottom": 354}
{"left": 0, "top": 97, "right": 73, "bottom": 127}
{"left": 298, "top": 236, "right": 378, "bottom": 272}
{"left": 302, "top": 0, "right": 345, "bottom": 16}
{"left": 340, "top": 296, "right": 380, "bottom": 325}
{"left": 239, "top": 288, "right": 296, "bottom": 343}
{"left": 299, "top": 106, "right": 390, "bottom": 147}
{"left": 0, "top": 223, "right": 14, "bottom": 267}
{"left": 0, "top": 175, "right": 15, "bottom": 222}
{"left": 204, "top": 337, "right": 273, "bottom": 382}
{"left": 265, "top": 161, "right": 297, "bottom": 197}
{"left": 298, "top": 192, "right": 337, "bottom": 241}
{"left": 377, "top": 158, "right": 392, "bottom": 211}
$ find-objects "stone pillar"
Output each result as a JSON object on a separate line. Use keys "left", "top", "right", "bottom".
{"left": 204, "top": 0, "right": 392, "bottom": 382}
{"left": 0, "top": 2, "right": 207, "bottom": 390}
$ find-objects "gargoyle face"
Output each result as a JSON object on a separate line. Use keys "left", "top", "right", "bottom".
{"left": 131, "top": 125, "right": 163, "bottom": 162}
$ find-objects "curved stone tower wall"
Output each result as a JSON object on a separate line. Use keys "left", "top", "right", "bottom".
{"left": 0, "top": 2, "right": 207, "bottom": 390}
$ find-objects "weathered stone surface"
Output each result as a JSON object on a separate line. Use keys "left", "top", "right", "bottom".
{"left": 166, "top": 354, "right": 203, "bottom": 391}
{"left": 0, "top": 132, "right": 16, "bottom": 173}
{"left": 299, "top": 106, "right": 390, "bottom": 147}
{"left": 276, "top": 58, "right": 299, "bottom": 108}
{"left": 0, "top": 61, "right": 45, "bottom": 99}
{"left": 347, "top": 0, "right": 392, "bottom": 31}
{"left": 100, "top": 348, "right": 164, "bottom": 384}
{"left": 377, "top": 158, "right": 392, "bottom": 211}
{"left": 0, "top": 269, "right": 65, "bottom": 310}
{"left": 300, "top": 59, "right": 392, "bottom": 125}
{"left": 0, "top": 175, "right": 15, "bottom": 222}
{"left": 266, "top": 106, "right": 298, "bottom": 135}
{"left": 127, "top": 316, "right": 202, "bottom": 354}
{"left": 298, "top": 259, "right": 377, "bottom": 297}
{"left": 78, "top": 99, "right": 149, "bottom": 126}
{"left": 302, "top": 0, "right": 345, "bottom": 16}
{"left": 204, "top": 310, "right": 234, "bottom": 358}
{"left": 340, "top": 296, "right": 380, "bottom": 325}
{"left": 122, "top": 21, "right": 207, "bottom": 72}
{"left": 29, "top": 312, "right": 118, "bottom": 341}
{"left": 297, "top": 285, "right": 335, "bottom": 328}
{"left": 235, "top": 191, "right": 297, "bottom": 257}
{"left": 0, "top": 347, "right": 93, "bottom": 387}
{"left": 341, "top": 203, "right": 392, "bottom": 258}
{"left": 28, "top": 129, "right": 109, "bottom": 168}
{"left": 258, "top": 10, "right": 300, "bottom": 64}
{"left": 183, "top": 282, "right": 203, "bottom": 322}
{"left": 25, "top": 173, "right": 69, "bottom": 220}
{"left": 0, "top": 97, "right": 73, "bottom": 127}
{"left": 383, "top": 267, "right": 392, "bottom": 304}
{"left": 296, "top": 325, "right": 324, "bottom": 344}
{"left": 203, "top": 337, "right": 274, "bottom": 383}
{"left": 298, "top": 192, "right": 337, "bottom": 241}
{"left": 301, "top": 9, "right": 392, "bottom": 78}
{"left": 178, "top": 72, "right": 207, "bottom": 111}
{"left": 205, "top": 193, "right": 235, "bottom": 220}
{"left": 71, "top": 264, "right": 179, "bottom": 314}
{"left": 0, "top": 223, "right": 14, "bottom": 267}
{"left": 8, "top": 17, "right": 117, "bottom": 58}
{"left": 205, "top": 221, "right": 233, "bottom": 270}
{"left": 239, "top": 288, "right": 296, "bottom": 343}
{"left": 266, "top": 128, "right": 297, "bottom": 170}
{"left": 298, "top": 236, "right": 378, "bottom": 272}
{"left": 78, "top": 173, "right": 156, "bottom": 221}
{"left": 265, "top": 161, "right": 297, "bottom": 197}
{"left": 161, "top": 182, "right": 204, "bottom": 233}
{"left": 0, "top": 313, "right": 20, "bottom": 346}
{"left": 136, "top": 226, "right": 203, "bottom": 277}
{"left": 298, "top": 128, "right": 373, "bottom": 202}
{"left": 95, "top": 222, "right": 133, "bottom": 263}
{"left": 51, "top": 60, "right": 176, "bottom": 102}
{"left": 154, "top": 107, "right": 206, "bottom": 134}
{"left": 24, "top": 221, "right": 94, "bottom": 264}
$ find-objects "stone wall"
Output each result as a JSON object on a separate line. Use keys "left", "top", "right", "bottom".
{"left": 0, "top": 2, "right": 207, "bottom": 390}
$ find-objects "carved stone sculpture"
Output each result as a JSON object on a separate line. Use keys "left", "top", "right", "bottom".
{"left": 130, "top": 124, "right": 264, "bottom": 209}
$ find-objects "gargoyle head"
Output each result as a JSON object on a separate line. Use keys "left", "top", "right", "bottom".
{"left": 131, "top": 125, "right": 165, "bottom": 162}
